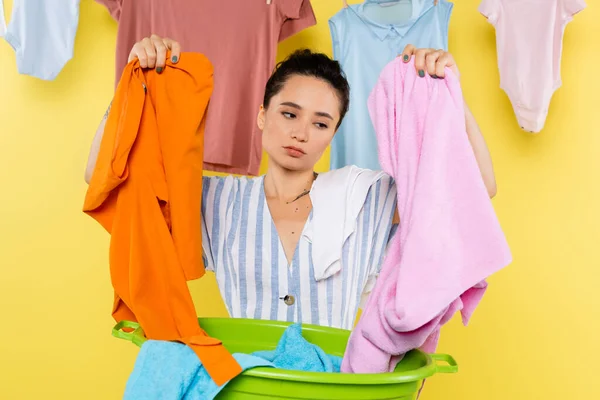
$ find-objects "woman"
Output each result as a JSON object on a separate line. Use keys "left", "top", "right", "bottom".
{"left": 85, "top": 35, "right": 497, "bottom": 331}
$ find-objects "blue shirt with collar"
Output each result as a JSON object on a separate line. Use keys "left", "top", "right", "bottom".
{"left": 329, "top": 0, "right": 453, "bottom": 171}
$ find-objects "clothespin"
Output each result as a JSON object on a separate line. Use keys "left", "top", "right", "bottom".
{"left": 343, "top": 0, "right": 348, "bottom": 8}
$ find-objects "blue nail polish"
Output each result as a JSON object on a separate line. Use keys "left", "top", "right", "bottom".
{"left": 171, "top": 56, "right": 178, "bottom": 63}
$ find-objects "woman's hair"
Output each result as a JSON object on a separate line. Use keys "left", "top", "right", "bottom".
{"left": 263, "top": 49, "right": 350, "bottom": 129}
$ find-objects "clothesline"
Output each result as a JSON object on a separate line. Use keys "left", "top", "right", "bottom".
{"left": 342, "top": 0, "right": 440, "bottom": 8}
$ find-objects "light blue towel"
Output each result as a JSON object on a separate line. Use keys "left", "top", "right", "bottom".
{"left": 252, "top": 324, "right": 342, "bottom": 373}
{"left": 123, "top": 342, "right": 273, "bottom": 400}
{"left": 123, "top": 323, "right": 342, "bottom": 400}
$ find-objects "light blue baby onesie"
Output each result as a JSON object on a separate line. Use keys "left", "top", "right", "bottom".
{"left": 0, "top": 0, "right": 81, "bottom": 80}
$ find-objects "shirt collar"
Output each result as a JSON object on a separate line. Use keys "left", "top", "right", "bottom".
{"left": 353, "top": 0, "right": 434, "bottom": 41}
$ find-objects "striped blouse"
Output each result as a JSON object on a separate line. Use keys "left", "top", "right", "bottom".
{"left": 201, "top": 170, "right": 397, "bottom": 330}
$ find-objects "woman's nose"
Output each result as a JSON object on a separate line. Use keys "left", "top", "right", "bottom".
{"left": 291, "top": 122, "right": 309, "bottom": 142}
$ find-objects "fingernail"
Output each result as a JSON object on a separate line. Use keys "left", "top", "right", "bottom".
{"left": 418, "top": 70, "right": 425, "bottom": 78}
{"left": 171, "top": 56, "right": 178, "bottom": 63}
{"left": 403, "top": 55, "right": 409, "bottom": 62}
{"left": 432, "top": 74, "right": 438, "bottom": 79}
{"left": 156, "top": 67, "right": 163, "bottom": 74}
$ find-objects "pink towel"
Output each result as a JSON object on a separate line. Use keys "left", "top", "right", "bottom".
{"left": 340, "top": 58, "right": 512, "bottom": 373}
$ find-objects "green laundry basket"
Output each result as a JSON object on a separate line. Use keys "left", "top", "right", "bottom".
{"left": 113, "top": 318, "right": 457, "bottom": 400}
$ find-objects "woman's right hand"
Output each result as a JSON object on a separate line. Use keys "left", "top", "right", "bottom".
{"left": 127, "top": 34, "right": 181, "bottom": 72}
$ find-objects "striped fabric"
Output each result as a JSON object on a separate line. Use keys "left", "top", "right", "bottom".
{"left": 201, "top": 171, "right": 397, "bottom": 330}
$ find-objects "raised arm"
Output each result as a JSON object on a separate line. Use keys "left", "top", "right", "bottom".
{"left": 463, "top": 100, "right": 497, "bottom": 198}
{"left": 84, "top": 102, "right": 111, "bottom": 184}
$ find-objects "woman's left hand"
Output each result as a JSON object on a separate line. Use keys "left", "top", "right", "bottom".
{"left": 399, "top": 45, "right": 460, "bottom": 80}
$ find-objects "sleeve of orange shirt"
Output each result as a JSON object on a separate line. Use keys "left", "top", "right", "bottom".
{"left": 83, "top": 52, "right": 242, "bottom": 386}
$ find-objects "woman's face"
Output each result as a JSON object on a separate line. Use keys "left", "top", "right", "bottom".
{"left": 258, "top": 75, "right": 341, "bottom": 172}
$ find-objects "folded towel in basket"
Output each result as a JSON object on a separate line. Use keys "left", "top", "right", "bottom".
{"left": 123, "top": 323, "right": 341, "bottom": 399}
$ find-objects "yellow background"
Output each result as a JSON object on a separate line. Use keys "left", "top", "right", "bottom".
{"left": 1, "top": 0, "right": 598, "bottom": 398}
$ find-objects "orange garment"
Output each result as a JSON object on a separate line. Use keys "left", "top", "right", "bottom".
{"left": 83, "top": 52, "right": 242, "bottom": 386}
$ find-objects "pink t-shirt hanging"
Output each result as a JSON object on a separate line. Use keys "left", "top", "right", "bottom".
{"left": 95, "top": 0, "right": 316, "bottom": 176}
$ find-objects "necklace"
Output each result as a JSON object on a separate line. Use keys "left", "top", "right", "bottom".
{"left": 285, "top": 172, "right": 318, "bottom": 204}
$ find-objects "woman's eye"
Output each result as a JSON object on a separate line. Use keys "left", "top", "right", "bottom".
{"left": 282, "top": 112, "right": 296, "bottom": 119}
{"left": 315, "top": 122, "right": 328, "bottom": 129}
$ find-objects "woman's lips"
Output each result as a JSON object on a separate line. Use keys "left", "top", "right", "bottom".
{"left": 283, "top": 146, "right": 305, "bottom": 158}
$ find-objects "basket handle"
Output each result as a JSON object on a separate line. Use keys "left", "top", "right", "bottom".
{"left": 112, "top": 321, "right": 147, "bottom": 347}
{"left": 430, "top": 353, "right": 458, "bottom": 374}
